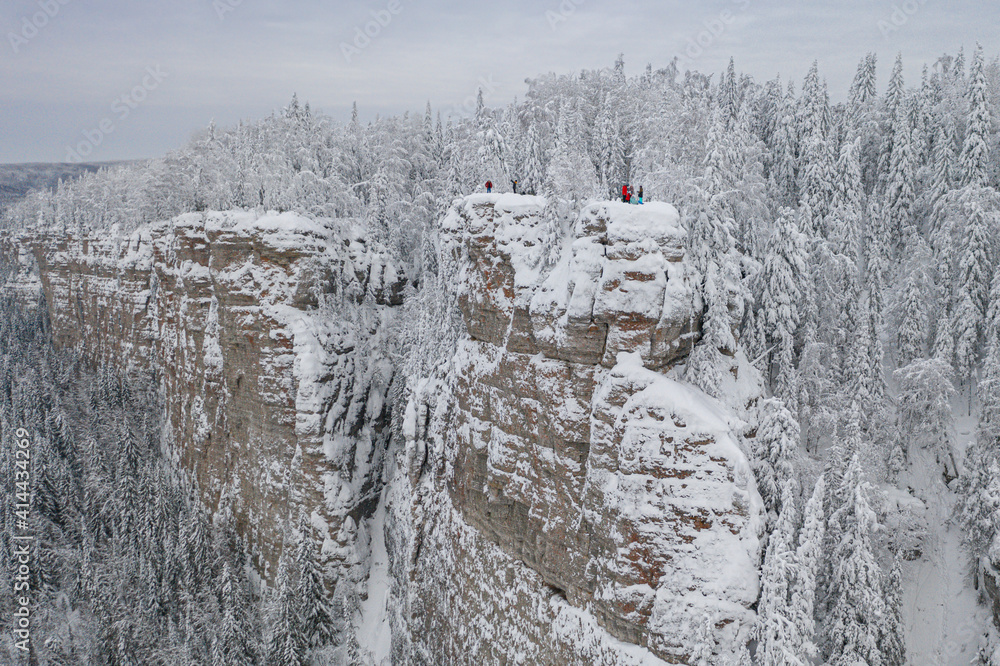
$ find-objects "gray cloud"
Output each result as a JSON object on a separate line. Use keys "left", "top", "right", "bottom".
{"left": 1, "top": 0, "right": 997, "bottom": 162}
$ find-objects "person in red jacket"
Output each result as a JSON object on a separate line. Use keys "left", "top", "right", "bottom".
{"left": 622, "top": 184, "right": 628, "bottom": 203}
{"left": 485, "top": 180, "right": 493, "bottom": 193}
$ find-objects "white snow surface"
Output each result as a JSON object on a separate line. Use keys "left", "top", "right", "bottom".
{"left": 357, "top": 489, "right": 392, "bottom": 665}
{"left": 897, "top": 411, "right": 988, "bottom": 665}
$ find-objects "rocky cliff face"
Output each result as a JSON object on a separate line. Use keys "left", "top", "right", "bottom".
{"left": 392, "top": 195, "right": 763, "bottom": 664}
{"left": 0, "top": 212, "right": 403, "bottom": 586}
{"left": 2, "top": 195, "right": 764, "bottom": 664}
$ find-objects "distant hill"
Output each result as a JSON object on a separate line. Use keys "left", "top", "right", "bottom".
{"left": 0, "top": 162, "right": 133, "bottom": 211}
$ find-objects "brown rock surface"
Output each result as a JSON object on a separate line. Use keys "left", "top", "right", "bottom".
{"left": 1, "top": 211, "right": 403, "bottom": 581}
{"left": 398, "top": 195, "right": 762, "bottom": 663}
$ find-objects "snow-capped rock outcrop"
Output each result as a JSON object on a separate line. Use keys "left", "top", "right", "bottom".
{"left": 2, "top": 195, "right": 764, "bottom": 663}
{"left": 395, "top": 195, "right": 763, "bottom": 663}
{"left": 0, "top": 211, "right": 404, "bottom": 583}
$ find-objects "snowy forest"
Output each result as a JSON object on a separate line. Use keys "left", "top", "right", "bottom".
{"left": 4, "top": 44, "right": 1000, "bottom": 664}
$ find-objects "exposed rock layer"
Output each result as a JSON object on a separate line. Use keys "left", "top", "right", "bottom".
{"left": 398, "top": 195, "right": 762, "bottom": 664}
{"left": 1, "top": 212, "right": 403, "bottom": 580}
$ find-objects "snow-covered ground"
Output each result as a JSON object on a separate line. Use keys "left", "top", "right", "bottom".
{"left": 356, "top": 489, "right": 393, "bottom": 665}
{"left": 900, "top": 412, "right": 988, "bottom": 664}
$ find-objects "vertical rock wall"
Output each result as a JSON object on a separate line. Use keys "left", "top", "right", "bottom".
{"left": 1, "top": 212, "right": 404, "bottom": 583}
{"left": 395, "top": 195, "right": 762, "bottom": 664}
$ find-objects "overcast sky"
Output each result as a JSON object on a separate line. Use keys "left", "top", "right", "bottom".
{"left": 1, "top": 0, "right": 998, "bottom": 164}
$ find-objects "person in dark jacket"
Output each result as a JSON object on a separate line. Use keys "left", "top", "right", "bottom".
{"left": 511, "top": 179, "right": 518, "bottom": 194}
{"left": 485, "top": 180, "right": 493, "bottom": 193}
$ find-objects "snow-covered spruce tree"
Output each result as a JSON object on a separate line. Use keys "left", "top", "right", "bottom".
{"left": 847, "top": 52, "right": 878, "bottom": 125}
{"left": 522, "top": 120, "right": 545, "bottom": 195}
{"left": 929, "top": 114, "right": 958, "bottom": 207}
{"left": 824, "top": 455, "right": 890, "bottom": 666}
{"left": 752, "top": 398, "right": 799, "bottom": 517}
{"left": 842, "top": 288, "right": 880, "bottom": 424}
{"left": 266, "top": 550, "right": 306, "bottom": 666}
{"left": 829, "top": 138, "right": 864, "bottom": 263}
{"left": 792, "top": 476, "right": 826, "bottom": 662}
{"left": 684, "top": 267, "right": 737, "bottom": 399}
{"left": 954, "top": 186, "right": 997, "bottom": 398}
{"left": 212, "top": 560, "right": 261, "bottom": 665}
{"left": 961, "top": 45, "right": 991, "bottom": 189}
{"left": 799, "top": 133, "right": 835, "bottom": 234}
{"left": 877, "top": 53, "right": 906, "bottom": 189}
{"left": 960, "top": 459, "right": 1000, "bottom": 564}
{"left": 759, "top": 211, "right": 808, "bottom": 405}
{"left": 295, "top": 510, "right": 337, "bottom": 653}
{"left": 893, "top": 358, "right": 957, "bottom": 473}
{"left": 885, "top": 99, "right": 916, "bottom": 252}
{"left": 691, "top": 612, "right": 716, "bottom": 666}
{"left": 797, "top": 324, "right": 836, "bottom": 455}
{"left": 756, "top": 479, "right": 801, "bottom": 666}
{"left": 881, "top": 555, "right": 906, "bottom": 666}
{"left": 894, "top": 238, "right": 933, "bottom": 367}
{"left": 980, "top": 266, "right": 1000, "bottom": 440}
{"left": 770, "top": 102, "right": 799, "bottom": 206}
{"left": 959, "top": 267, "right": 1000, "bottom": 561}
{"left": 845, "top": 53, "right": 883, "bottom": 195}
{"left": 683, "top": 108, "right": 750, "bottom": 398}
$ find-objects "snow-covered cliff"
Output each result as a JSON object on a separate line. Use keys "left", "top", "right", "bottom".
{"left": 0, "top": 211, "right": 404, "bottom": 589}
{"left": 389, "top": 195, "right": 763, "bottom": 664}
{"left": 2, "top": 195, "right": 764, "bottom": 663}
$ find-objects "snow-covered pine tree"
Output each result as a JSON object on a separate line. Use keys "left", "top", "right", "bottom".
{"left": 753, "top": 398, "right": 800, "bottom": 516}
{"left": 759, "top": 212, "right": 808, "bottom": 402}
{"left": 266, "top": 550, "right": 306, "bottom": 666}
{"left": 881, "top": 555, "right": 906, "bottom": 666}
{"left": 954, "top": 186, "right": 996, "bottom": 402}
{"left": 756, "top": 479, "right": 801, "bottom": 666}
{"left": 893, "top": 357, "right": 957, "bottom": 474}
{"left": 829, "top": 138, "right": 864, "bottom": 262}
{"left": 885, "top": 99, "right": 916, "bottom": 251}
{"left": 213, "top": 560, "right": 260, "bottom": 665}
{"left": 895, "top": 238, "right": 933, "bottom": 366}
{"left": 824, "top": 454, "right": 887, "bottom": 666}
{"left": 792, "top": 476, "right": 826, "bottom": 661}
{"left": 295, "top": 510, "right": 336, "bottom": 652}
{"left": 961, "top": 45, "right": 992, "bottom": 188}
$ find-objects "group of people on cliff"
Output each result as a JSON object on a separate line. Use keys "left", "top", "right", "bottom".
{"left": 621, "top": 184, "right": 643, "bottom": 204}
{"left": 484, "top": 179, "right": 517, "bottom": 194}
{"left": 481, "top": 180, "right": 643, "bottom": 203}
